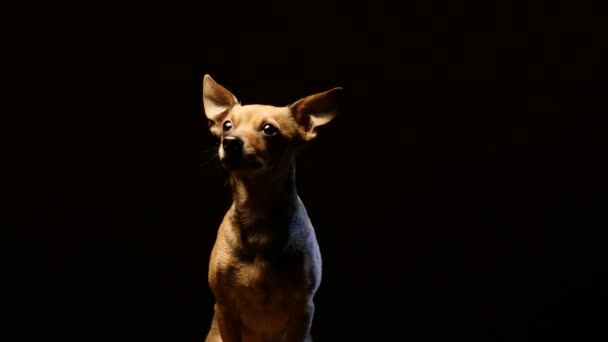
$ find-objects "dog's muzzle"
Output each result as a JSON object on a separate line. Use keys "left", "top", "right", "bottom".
{"left": 222, "top": 136, "right": 243, "bottom": 158}
{"left": 221, "top": 136, "right": 263, "bottom": 170}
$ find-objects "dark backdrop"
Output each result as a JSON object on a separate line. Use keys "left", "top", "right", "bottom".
{"left": 7, "top": 2, "right": 606, "bottom": 342}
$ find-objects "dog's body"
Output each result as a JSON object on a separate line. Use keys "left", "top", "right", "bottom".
{"left": 202, "top": 75, "right": 341, "bottom": 342}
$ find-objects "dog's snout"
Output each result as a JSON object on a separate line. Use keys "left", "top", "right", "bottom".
{"left": 222, "top": 136, "right": 243, "bottom": 156}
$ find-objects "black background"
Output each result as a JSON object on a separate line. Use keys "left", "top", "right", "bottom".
{"left": 7, "top": 2, "right": 607, "bottom": 342}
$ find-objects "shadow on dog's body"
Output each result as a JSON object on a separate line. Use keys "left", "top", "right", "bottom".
{"left": 202, "top": 75, "right": 341, "bottom": 342}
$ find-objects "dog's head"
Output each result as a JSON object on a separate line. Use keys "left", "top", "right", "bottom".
{"left": 202, "top": 74, "right": 342, "bottom": 174}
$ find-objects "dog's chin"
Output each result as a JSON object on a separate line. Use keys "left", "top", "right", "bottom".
{"left": 221, "top": 156, "right": 266, "bottom": 173}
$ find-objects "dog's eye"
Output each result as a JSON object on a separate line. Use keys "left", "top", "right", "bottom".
{"left": 261, "top": 123, "right": 278, "bottom": 136}
{"left": 222, "top": 121, "right": 233, "bottom": 132}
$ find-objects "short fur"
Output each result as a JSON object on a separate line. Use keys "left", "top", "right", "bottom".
{"left": 202, "top": 75, "right": 341, "bottom": 342}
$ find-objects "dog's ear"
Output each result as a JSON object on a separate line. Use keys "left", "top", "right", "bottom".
{"left": 289, "top": 87, "right": 343, "bottom": 141}
{"left": 203, "top": 74, "right": 239, "bottom": 135}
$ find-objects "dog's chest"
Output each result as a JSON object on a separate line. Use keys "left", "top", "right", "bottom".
{"left": 224, "top": 257, "right": 306, "bottom": 332}
{"left": 227, "top": 257, "right": 305, "bottom": 299}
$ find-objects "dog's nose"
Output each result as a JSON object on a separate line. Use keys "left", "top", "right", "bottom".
{"left": 222, "top": 136, "right": 243, "bottom": 157}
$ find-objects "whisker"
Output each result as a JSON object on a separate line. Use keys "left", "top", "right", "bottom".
{"left": 198, "top": 143, "right": 223, "bottom": 172}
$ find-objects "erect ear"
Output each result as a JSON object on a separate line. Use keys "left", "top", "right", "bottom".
{"left": 289, "top": 87, "right": 343, "bottom": 141}
{"left": 202, "top": 74, "right": 239, "bottom": 135}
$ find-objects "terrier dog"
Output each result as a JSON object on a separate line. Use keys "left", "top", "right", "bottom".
{"left": 202, "top": 74, "right": 341, "bottom": 342}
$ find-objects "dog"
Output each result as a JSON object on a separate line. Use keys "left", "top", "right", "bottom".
{"left": 202, "top": 74, "right": 342, "bottom": 342}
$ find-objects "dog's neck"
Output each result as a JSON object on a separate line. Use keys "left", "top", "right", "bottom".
{"left": 229, "top": 156, "right": 299, "bottom": 232}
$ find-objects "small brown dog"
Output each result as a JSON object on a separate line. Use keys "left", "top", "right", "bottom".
{"left": 202, "top": 74, "right": 341, "bottom": 342}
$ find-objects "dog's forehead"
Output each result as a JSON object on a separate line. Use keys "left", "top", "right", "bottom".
{"left": 230, "top": 105, "right": 290, "bottom": 124}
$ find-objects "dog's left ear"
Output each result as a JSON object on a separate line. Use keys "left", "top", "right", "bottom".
{"left": 289, "top": 87, "right": 343, "bottom": 141}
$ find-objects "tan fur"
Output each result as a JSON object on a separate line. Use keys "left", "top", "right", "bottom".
{"left": 202, "top": 75, "right": 341, "bottom": 342}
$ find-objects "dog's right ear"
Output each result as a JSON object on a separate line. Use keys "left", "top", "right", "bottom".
{"left": 203, "top": 74, "right": 239, "bottom": 136}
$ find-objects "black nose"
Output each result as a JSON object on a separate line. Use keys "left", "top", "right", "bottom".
{"left": 222, "top": 136, "right": 243, "bottom": 157}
